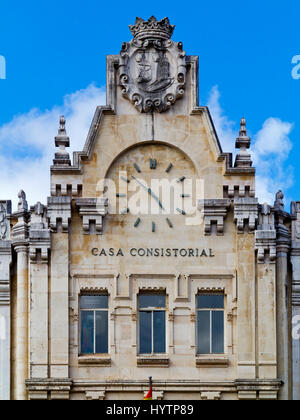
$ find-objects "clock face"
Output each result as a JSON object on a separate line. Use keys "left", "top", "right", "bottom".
{"left": 105, "top": 143, "right": 198, "bottom": 232}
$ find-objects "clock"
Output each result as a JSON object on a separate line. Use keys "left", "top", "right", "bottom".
{"left": 106, "top": 143, "right": 198, "bottom": 232}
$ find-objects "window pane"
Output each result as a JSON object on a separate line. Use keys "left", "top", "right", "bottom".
{"left": 153, "top": 311, "right": 166, "bottom": 353}
{"left": 96, "top": 311, "right": 108, "bottom": 354}
{"left": 81, "top": 295, "right": 108, "bottom": 309}
{"left": 212, "top": 311, "right": 224, "bottom": 354}
{"left": 81, "top": 311, "right": 94, "bottom": 354}
{"left": 139, "top": 295, "right": 166, "bottom": 309}
{"left": 139, "top": 311, "right": 152, "bottom": 354}
{"left": 197, "top": 310, "right": 210, "bottom": 354}
{"left": 197, "top": 295, "right": 224, "bottom": 309}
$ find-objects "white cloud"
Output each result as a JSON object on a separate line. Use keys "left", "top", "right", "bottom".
{"left": 207, "top": 86, "right": 294, "bottom": 205}
{"left": 0, "top": 84, "right": 106, "bottom": 209}
{"left": 206, "top": 85, "right": 236, "bottom": 154}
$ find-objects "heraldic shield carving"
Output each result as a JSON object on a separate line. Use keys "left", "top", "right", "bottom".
{"left": 119, "top": 16, "right": 187, "bottom": 113}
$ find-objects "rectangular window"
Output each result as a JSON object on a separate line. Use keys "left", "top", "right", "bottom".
{"left": 80, "top": 295, "right": 109, "bottom": 354}
{"left": 197, "top": 294, "right": 224, "bottom": 355}
{"left": 139, "top": 294, "right": 166, "bottom": 354}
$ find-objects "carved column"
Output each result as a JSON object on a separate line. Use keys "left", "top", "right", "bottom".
{"left": 274, "top": 195, "right": 292, "bottom": 400}
{"left": 28, "top": 203, "right": 51, "bottom": 383}
{"left": 0, "top": 200, "right": 12, "bottom": 400}
{"left": 12, "top": 191, "right": 30, "bottom": 400}
{"left": 291, "top": 201, "right": 300, "bottom": 400}
{"left": 47, "top": 197, "right": 71, "bottom": 388}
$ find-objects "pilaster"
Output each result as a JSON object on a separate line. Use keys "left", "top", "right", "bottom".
{"left": 274, "top": 192, "right": 292, "bottom": 400}
{"left": 0, "top": 200, "right": 12, "bottom": 400}
{"left": 255, "top": 204, "right": 277, "bottom": 379}
{"left": 29, "top": 202, "right": 51, "bottom": 380}
{"left": 236, "top": 231, "right": 256, "bottom": 379}
{"left": 48, "top": 196, "right": 71, "bottom": 382}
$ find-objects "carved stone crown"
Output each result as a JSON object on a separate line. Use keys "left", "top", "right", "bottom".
{"left": 129, "top": 16, "right": 175, "bottom": 41}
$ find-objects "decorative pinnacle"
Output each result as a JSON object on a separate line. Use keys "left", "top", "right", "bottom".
{"left": 274, "top": 190, "right": 285, "bottom": 211}
{"left": 236, "top": 117, "right": 251, "bottom": 148}
{"left": 18, "top": 190, "right": 28, "bottom": 212}
{"left": 239, "top": 117, "right": 247, "bottom": 137}
{"left": 58, "top": 116, "right": 67, "bottom": 136}
{"left": 234, "top": 117, "right": 252, "bottom": 168}
{"left": 129, "top": 16, "right": 175, "bottom": 41}
{"left": 53, "top": 115, "right": 71, "bottom": 166}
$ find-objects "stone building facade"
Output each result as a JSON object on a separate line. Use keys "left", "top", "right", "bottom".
{"left": 0, "top": 16, "right": 299, "bottom": 400}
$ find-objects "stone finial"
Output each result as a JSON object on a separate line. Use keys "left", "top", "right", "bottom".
{"left": 274, "top": 190, "right": 284, "bottom": 211}
{"left": 234, "top": 118, "right": 252, "bottom": 168}
{"left": 17, "top": 190, "right": 28, "bottom": 212}
{"left": 53, "top": 116, "right": 71, "bottom": 166}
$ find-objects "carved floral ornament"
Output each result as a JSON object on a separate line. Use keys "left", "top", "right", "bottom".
{"left": 119, "top": 16, "right": 187, "bottom": 113}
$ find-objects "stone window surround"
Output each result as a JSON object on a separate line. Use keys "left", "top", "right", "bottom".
{"left": 70, "top": 272, "right": 235, "bottom": 367}
{"left": 78, "top": 289, "right": 111, "bottom": 360}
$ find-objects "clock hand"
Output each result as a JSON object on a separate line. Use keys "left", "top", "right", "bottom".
{"left": 131, "top": 176, "right": 165, "bottom": 211}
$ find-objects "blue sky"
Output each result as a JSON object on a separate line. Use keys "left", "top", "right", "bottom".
{"left": 0, "top": 0, "right": 299, "bottom": 208}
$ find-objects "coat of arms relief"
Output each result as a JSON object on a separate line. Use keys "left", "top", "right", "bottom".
{"left": 119, "top": 16, "right": 187, "bottom": 113}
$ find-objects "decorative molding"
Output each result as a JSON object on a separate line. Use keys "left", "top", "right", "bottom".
{"left": 196, "top": 357, "right": 229, "bottom": 368}
{"left": 78, "top": 356, "right": 111, "bottom": 366}
{"left": 80, "top": 286, "right": 108, "bottom": 293}
{"left": 227, "top": 313, "right": 234, "bottom": 323}
{"left": 75, "top": 197, "right": 108, "bottom": 235}
{"left": 236, "top": 379, "right": 281, "bottom": 400}
{"left": 137, "top": 357, "right": 169, "bottom": 367}
{"left": 29, "top": 202, "right": 51, "bottom": 263}
{"left": 47, "top": 196, "right": 71, "bottom": 232}
{"left": 224, "top": 182, "right": 255, "bottom": 199}
{"left": 197, "top": 286, "right": 225, "bottom": 293}
{"left": 168, "top": 311, "right": 174, "bottom": 322}
{"left": 51, "top": 183, "right": 82, "bottom": 197}
{"left": 234, "top": 197, "right": 258, "bottom": 233}
{"left": 190, "top": 313, "right": 196, "bottom": 323}
{"left": 255, "top": 203, "right": 276, "bottom": 263}
{"left": 198, "top": 199, "right": 231, "bottom": 236}
{"left": 201, "top": 391, "right": 221, "bottom": 400}
{"left": 85, "top": 390, "right": 106, "bottom": 400}
{"left": 119, "top": 16, "right": 187, "bottom": 113}
{"left": 139, "top": 286, "right": 166, "bottom": 293}
{"left": 26, "top": 379, "right": 73, "bottom": 401}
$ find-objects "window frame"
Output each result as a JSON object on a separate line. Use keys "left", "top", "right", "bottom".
{"left": 196, "top": 293, "right": 225, "bottom": 355}
{"left": 138, "top": 294, "right": 167, "bottom": 355}
{"left": 79, "top": 294, "right": 109, "bottom": 355}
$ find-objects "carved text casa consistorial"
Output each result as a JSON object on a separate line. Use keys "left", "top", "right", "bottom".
{"left": 118, "top": 16, "right": 187, "bottom": 113}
